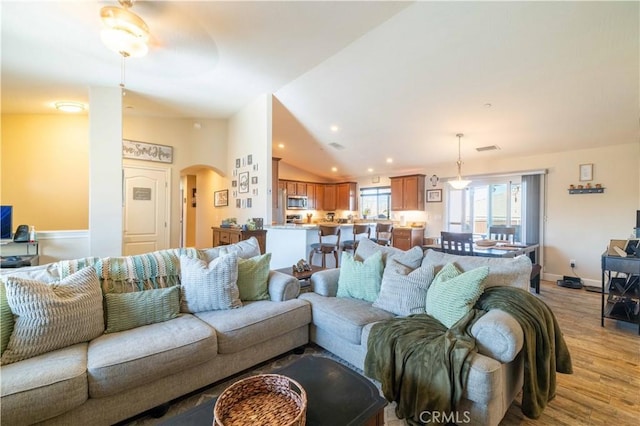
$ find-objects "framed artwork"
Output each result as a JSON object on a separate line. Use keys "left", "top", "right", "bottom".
{"left": 247, "top": 198, "right": 252, "bottom": 208}
{"left": 214, "top": 190, "right": 228, "bottom": 207}
{"left": 247, "top": 154, "right": 253, "bottom": 165}
{"left": 579, "top": 163, "right": 593, "bottom": 181}
{"left": 251, "top": 176, "right": 258, "bottom": 184}
{"left": 231, "top": 180, "right": 237, "bottom": 187}
{"left": 239, "top": 172, "right": 250, "bottom": 193}
{"left": 122, "top": 139, "right": 173, "bottom": 163}
{"left": 235, "top": 158, "right": 241, "bottom": 168}
{"left": 426, "top": 189, "right": 442, "bottom": 203}
{"left": 235, "top": 199, "right": 241, "bottom": 208}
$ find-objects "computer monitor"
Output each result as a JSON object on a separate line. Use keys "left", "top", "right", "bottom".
{"left": 1, "top": 205, "right": 12, "bottom": 239}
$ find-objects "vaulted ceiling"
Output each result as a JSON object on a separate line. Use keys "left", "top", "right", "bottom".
{"left": 2, "top": 1, "right": 638, "bottom": 180}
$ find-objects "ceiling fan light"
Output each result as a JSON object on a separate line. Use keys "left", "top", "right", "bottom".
{"left": 100, "top": 6, "right": 149, "bottom": 57}
{"left": 449, "top": 178, "right": 472, "bottom": 190}
{"left": 54, "top": 101, "right": 86, "bottom": 113}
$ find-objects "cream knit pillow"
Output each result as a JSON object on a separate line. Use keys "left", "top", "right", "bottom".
{"left": 1, "top": 267, "right": 104, "bottom": 365}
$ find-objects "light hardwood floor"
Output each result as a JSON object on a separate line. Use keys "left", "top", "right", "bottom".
{"left": 499, "top": 280, "right": 640, "bottom": 426}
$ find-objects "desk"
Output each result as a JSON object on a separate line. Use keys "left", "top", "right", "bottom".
{"left": 601, "top": 254, "right": 640, "bottom": 334}
{"left": 424, "top": 243, "right": 541, "bottom": 292}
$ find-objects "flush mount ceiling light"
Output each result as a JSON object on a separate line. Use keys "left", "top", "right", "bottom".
{"left": 449, "top": 133, "right": 472, "bottom": 190}
{"left": 100, "top": 0, "right": 150, "bottom": 58}
{"left": 54, "top": 101, "right": 86, "bottom": 113}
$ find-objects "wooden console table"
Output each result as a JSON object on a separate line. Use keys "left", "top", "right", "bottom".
{"left": 211, "top": 227, "right": 266, "bottom": 254}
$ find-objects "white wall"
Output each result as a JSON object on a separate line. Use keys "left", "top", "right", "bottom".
{"left": 226, "top": 94, "right": 272, "bottom": 225}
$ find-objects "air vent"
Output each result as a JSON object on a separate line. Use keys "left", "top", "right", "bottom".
{"left": 476, "top": 145, "right": 500, "bottom": 152}
{"left": 328, "top": 142, "right": 346, "bottom": 150}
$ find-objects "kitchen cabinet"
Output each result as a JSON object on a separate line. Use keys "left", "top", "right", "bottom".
{"left": 306, "top": 183, "right": 316, "bottom": 210}
{"left": 323, "top": 184, "right": 337, "bottom": 211}
{"left": 284, "top": 180, "right": 307, "bottom": 196}
{"left": 211, "top": 227, "right": 266, "bottom": 255}
{"left": 337, "top": 182, "right": 357, "bottom": 211}
{"left": 315, "top": 184, "right": 325, "bottom": 211}
{"left": 392, "top": 227, "right": 424, "bottom": 251}
{"left": 272, "top": 158, "right": 281, "bottom": 209}
{"left": 390, "top": 174, "right": 425, "bottom": 211}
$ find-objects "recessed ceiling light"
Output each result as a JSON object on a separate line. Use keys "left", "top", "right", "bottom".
{"left": 484, "top": 103, "right": 492, "bottom": 108}
{"left": 330, "top": 125, "right": 339, "bottom": 132}
{"left": 386, "top": 158, "right": 393, "bottom": 163}
{"left": 367, "top": 168, "right": 374, "bottom": 173}
{"left": 331, "top": 167, "right": 338, "bottom": 172}
{"left": 277, "top": 143, "right": 285, "bottom": 149}
{"left": 54, "top": 101, "right": 86, "bottom": 113}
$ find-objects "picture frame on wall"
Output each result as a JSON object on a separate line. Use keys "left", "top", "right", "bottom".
{"left": 579, "top": 163, "right": 593, "bottom": 181}
{"left": 239, "top": 171, "right": 250, "bottom": 193}
{"left": 214, "top": 190, "right": 228, "bottom": 207}
{"left": 426, "top": 189, "right": 442, "bottom": 203}
{"left": 251, "top": 176, "right": 258, "bottom": 184}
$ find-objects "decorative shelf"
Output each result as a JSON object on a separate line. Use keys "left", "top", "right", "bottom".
{"left": 568, "top": 187, "right": 605, "bottom": 194}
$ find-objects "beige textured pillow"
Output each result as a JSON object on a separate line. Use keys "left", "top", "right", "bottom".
{"left": 1, "top": 267, "right": 104, "bottom": 365}
{"left": 179, "top": 253, "right": 241, "bottom": 313}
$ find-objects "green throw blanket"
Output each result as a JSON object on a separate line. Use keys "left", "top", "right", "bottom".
{"left": 364, "top": 286, "right": 572, "bottom": 425}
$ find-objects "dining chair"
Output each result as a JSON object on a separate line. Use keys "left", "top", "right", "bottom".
{"left": 440, "top": 231, "right": 474, "bottom": 256}
{"left": 309, "top": 225, "right": 341, "bottom": 267}
{"left": 342, "top": 224, "right": 371, "bottom": 254}
{"left": 371, "top": 222, "right": 393, "bottom": 246}
{"left": 488, "top": 226, "right": 516, "bottom": 243}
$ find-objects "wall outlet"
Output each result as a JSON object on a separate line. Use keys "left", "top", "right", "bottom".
{"left": 570, "top": 259, "right": 576, "bottom": 268}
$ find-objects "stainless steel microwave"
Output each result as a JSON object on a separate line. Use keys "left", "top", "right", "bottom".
{"left": 287, "top": 196, "right": 308, "bottom": 210}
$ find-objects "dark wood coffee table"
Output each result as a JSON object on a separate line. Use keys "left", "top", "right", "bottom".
{"left": 158, "top": 356, "right": 387, "bottom": 426}
{"left": 274, "top": 265, "right": 329, "bottom": 292}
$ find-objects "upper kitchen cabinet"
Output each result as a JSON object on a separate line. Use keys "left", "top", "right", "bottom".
{"left": 337, "top": 182, "right": 357, "bottom": 211}
{"left": 284, "top": 181, "right": 307, "bottom": 196}
{"left": 306, "top": 183, "right": 316, "bottom": 210}
{"left": 390, "top": 174, "right": 425, "bottom": 211}
{"left": 323, "top": 184, "right": 337, "bottom": 211}
{"left": 272, "top": 158, "right": 281, "bottom": 209}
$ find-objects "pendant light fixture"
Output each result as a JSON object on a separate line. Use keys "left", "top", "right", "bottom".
{"left": 449, "top": 133, "right": 472, "bottom": 189}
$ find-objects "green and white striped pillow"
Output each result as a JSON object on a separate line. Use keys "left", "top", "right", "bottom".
{"left": 337, "top": 251, "right": 384, "bottom": 302}
{"left": 105, "top": 286, "right": 180, "bottom": 333}
{"left": 426, "top": 263, "right": 489, "bottom": 328}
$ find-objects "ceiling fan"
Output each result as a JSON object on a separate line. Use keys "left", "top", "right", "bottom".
{"left": 99, "top": 0, "right": 150, "bottom": 58}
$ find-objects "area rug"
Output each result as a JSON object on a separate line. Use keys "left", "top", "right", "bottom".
{"left": 117, "top": 344, "right": 402, "bottom": 425}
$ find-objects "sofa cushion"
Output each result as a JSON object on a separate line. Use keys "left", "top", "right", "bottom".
{"left": 299, "top": 292, "right": 394, "bottom": 345}
{"left": 373, "top": 259, "right": 435, "bottom": 316}
{"left": 195, "top": 299, "right": 310, "bottom": 354}
{"left": 426, "top": 263, "right": 488, "bottom": 328}
{"left": 237, "top": 253, "right": 271, "bottom": 301}
{"left": 201, "top": 236, "right": 261, "bottom": 261}
{"left": 105, "top": 286, "right": 180, "bottom": 333}
{"left": 336, "top": 251, "right": 384, "bottom": 302}
{"left": 355, "top": 237, "right": 403, "bottom": 264}
{"left": 422, "top": 249, "right": 532, "bottom": 290}
{"left": 0, "top": 343, "right": 89, "bottom": 425}
{"left": 87, "top": 314, "right": 217, "bottom": 398}
{"left": 179, "top": 253, "right": 241, "bottom": 313}
{"left": 1, "top": 267, "right": 104, "bottom": 365}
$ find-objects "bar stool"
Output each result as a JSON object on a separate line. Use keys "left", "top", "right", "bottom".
{"left": 342, "top": 224, "right": 371, "bottom": 254}
{"left": 371, "top": 222, "right": 393, "bottom": 246}
{"left": 309, "top": 225, "right": 341, "bottom": 267}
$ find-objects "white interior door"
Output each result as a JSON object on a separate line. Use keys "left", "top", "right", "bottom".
{"left": 123, "top": 165, "right": 170, "bottom": 255}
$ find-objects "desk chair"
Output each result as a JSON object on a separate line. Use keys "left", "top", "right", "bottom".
{"left": 342, "top": 224, "right": 371, "bottom": 254}
{"left": 309, "top": 225, "right": 341, "bottom": 267}
{"left": 440, "top": 231, "right": 474, "bottom": 256}
{"left": 371, "top": 223, "right": 393, "bottom": 246}
{"left": 488, "top": 226, "right": 516, "bottom": 243}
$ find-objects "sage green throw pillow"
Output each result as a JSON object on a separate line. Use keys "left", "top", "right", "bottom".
{"left": 426, "top": 262, "right": 489, "bottom": 328}
{"left": 237, "top": 253, "right": 271, "bottom": 301}
{"left": 0, "top": 282, "right": 14, "bottom": 356}
{"left": 337, "top": 251, "right": 384, "bottom": 302}
{"left": 105, "top": 286, "right": 180, "bottom": 333}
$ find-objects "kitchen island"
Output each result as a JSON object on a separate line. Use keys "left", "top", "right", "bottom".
{"left": 265, "top": 223, "right": 375, "bottom": 269}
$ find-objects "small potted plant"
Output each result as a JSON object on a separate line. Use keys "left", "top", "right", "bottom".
{"left": 363, "top": 208, "right": 371, "bottom": 219}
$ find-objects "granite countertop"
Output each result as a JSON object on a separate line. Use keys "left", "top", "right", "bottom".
{"left": 267, "top": 223, "right": 375, "bottom": 230}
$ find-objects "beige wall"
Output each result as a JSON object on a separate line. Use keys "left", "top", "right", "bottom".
{"left": 1, "top": 114, "right": 90, "bottom": 230}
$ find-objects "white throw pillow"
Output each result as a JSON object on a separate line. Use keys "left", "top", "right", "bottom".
{"left": 179, "top": 253, "right": 241, "bottom": 313}
{"left": 1, "top": 267, "right": 104, "bottom": 365}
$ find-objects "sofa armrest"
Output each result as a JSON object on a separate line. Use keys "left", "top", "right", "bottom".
{"left": 471, "top": 309, "right": 524, "bottom": 363}
{"left": 267, "top": 270, "right": 300, "bottom": 301}
{"left": 310, "top": 269, "right": 341, "bottom": 297}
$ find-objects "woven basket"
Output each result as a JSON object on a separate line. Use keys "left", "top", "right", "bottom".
{"left": 213, "top": 374, "right": 307, "bottom": 426}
